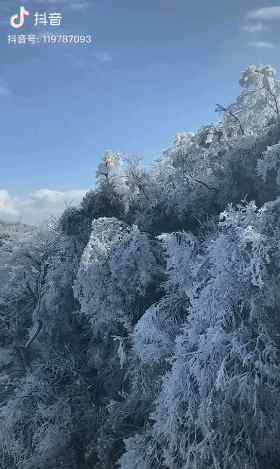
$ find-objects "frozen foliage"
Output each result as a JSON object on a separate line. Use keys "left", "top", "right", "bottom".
{"left": 74, "top": 218, "right": 164, "bottom": 331}
{"left": 2, "top": 65, "right": 280, "bottom": 469}
{"left": 133, "top": 302, "right": 177, "bottom": 364}
{"left": 150, "top": 200, "right": 280, "bottom": 469}
{"left": 223, "top": 65, "right": 280, "bottom": 136}
{"left": 133, "top": 232, "right": 196, "bottom": 364}
{"left": 257, "top": 142, "right": 280, "bottom": 187}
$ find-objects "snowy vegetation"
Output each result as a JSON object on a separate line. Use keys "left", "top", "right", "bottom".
{"left": 1, "top": 65, "right": 280, "bottom": 468}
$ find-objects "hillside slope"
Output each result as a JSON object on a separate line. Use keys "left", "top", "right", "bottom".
{"left": 1, "top": 65, "right": 280, "bottom": 469}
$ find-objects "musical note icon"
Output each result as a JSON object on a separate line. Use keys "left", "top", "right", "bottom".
{"left": 10, "top": 6, "right": 30, "bottom": 29}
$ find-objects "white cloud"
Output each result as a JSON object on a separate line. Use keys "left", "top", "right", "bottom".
{"left": 247, "top": 7, "right": 280, "bottom": 20}
{"left": 0, "top": 189, "right": 87, "bottom": 225}
{"left": 0, "top": 191, "right": 19, "bottom": 222}
{"left": 248, "top": 40, "right": 276, "bottom": 49}
{"left": 243, "top": 22, "right": 267, "bottom": 33}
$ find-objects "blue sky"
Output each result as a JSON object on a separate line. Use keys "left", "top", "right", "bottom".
{"left": 1, "top": 0, "right": 280, "bottom": 222}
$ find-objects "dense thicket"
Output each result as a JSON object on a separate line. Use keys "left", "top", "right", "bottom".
{"left": 1, "top": 65, "right": 280, "bottom": 469}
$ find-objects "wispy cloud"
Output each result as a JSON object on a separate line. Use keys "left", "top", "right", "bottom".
{"left": 247, "top": 7, "right": 280, "bottom": 20}
{"left": 243, "top": 22, "right": 267, "bottom": 33}
{"left": 248, "top": 40, "right": 276, "bottom": 49}
{"left": 28, "top": 0, "right": 91, "bottom": 9}
{"left": 0, "top": 189, "right": 87, "bottom": 225}
{"left": 63, "top": 48, "right": 112, "bottom": 72}
{"left": 93, "top": 51, "right": 112, "bottom": 63}
{"left": 70, "top": 1, "right": 90, "bottom": 10}
{"left": 0, "top": 79, "right": 11, "bottom": 97}
{"left": 0, "top": 85, "right": 10, "bottom": 96}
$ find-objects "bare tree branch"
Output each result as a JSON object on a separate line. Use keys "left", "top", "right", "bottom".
{"left": 24, "top": 320, "right": 43, "bottom": 349}
{"left": 216, "top": 104, "right": 245, "bottom": 135}
{"left": 190, "top": 176, "right": 218, "bottom": 193}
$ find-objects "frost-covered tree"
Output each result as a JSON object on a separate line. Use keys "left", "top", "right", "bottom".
{"left": 151, "top": 199, "right": 280, "bottom": 469}
{"left": 74, "top": 217, "right": 164, "bottom": 332}
{"left": 0, "top": 226, "right": 95, "bottom": 469}
{"left": 73, "top": 217, "right": 165, "bottom": 467}
{"left": 94, "top": 151, "right": 127, "bottom": 220}
{"left": 257, "top": 142, "right": 280, "bottom": 201}
{"left": 133, "top": 232, "right": 196, "bottom": 365}
{"left": 2, "top": 64, "right": 280, "bottom": 469}
{"left": 221, "top": 65, "right": 280, "bottom": 137}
